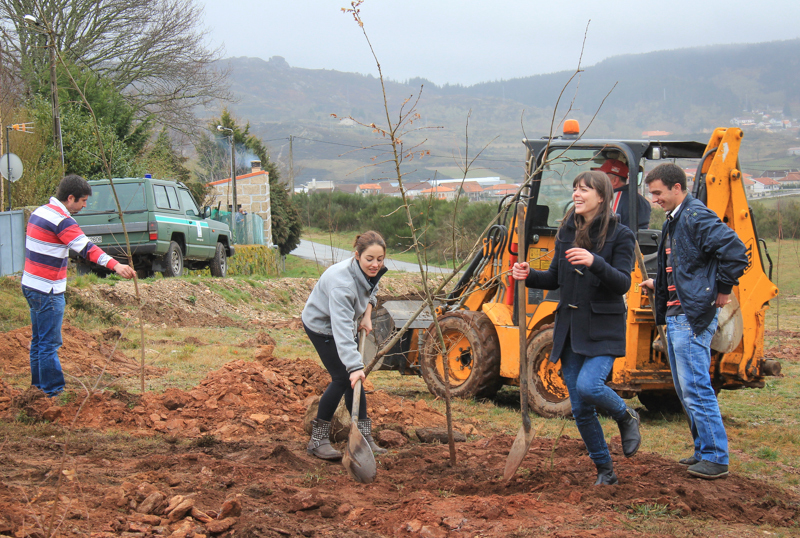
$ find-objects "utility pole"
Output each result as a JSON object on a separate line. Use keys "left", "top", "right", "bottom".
{"left": 217, "top": 126, "right": 237, "bottom": 240}
{"left": 49, "top": 37, "right": 63, "bottom": 165}
{"left": 289, "top": 135, "right": 294, "bottom": 196}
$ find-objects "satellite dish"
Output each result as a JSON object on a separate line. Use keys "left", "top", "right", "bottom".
{"left": 710, "top": 294, "right": 743, "bottom": 353}
{"left": 0, "top": 153, "right": 23, "bottom": 182}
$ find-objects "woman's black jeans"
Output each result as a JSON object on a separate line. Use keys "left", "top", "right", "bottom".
{"left": 304, "top": 323, "right": 367, "bottom": 421}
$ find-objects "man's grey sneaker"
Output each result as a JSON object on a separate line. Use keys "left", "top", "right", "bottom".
{"left": 679, "top": 455, "right": 699, "bottom": 466}
{"left": 687, "top": 460, "right": 728, "bottom": 479}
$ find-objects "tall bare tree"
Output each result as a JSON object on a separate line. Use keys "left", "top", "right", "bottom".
{"left": 0, "top": 0, "right": 230, "bottom": 132}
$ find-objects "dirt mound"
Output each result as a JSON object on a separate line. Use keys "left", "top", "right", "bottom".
{"left": 0, "top": 323, "right": 165, "bottom": 379}
{"left": 5, "top": 345, "right": 456, "bottom": 442}
{"left": 765, "top": 345, "right": 800, "bottom": 362}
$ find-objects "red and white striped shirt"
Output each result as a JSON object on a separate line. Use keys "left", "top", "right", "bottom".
{"left": 22, "top": 197, "right": 118, "bottom": 293}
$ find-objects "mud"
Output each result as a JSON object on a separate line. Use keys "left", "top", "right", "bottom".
{"left": 1, "top": 342, "right": 798, "bottom": 537}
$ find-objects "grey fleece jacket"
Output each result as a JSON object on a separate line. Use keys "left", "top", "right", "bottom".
{"left": 301, "top": 256, "right": 382, "bottom": 373}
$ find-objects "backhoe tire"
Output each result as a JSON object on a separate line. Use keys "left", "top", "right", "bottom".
{"left": 526, "top": 326, "right": 572, "bottom": 418}
{"left": 209, "top": 243, "right": 227, "bottom": 277}
{"left": 420, "top": 310, "right": 501, "bottom": 400}
{"left": 162, "top": 241, "right": 184, "bottom": 277}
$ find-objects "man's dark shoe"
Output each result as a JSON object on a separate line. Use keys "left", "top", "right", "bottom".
{"left": 617, "top": 407, "right": 641, "bottom": 458}
{"left": 594, "top": 461, "right": 619, "bottom": 486}
{"left": 679, "top": 455, "right": 699, "bottom": 466}
{"left": 687, "top": 460, "right": 728, "bottom": 479}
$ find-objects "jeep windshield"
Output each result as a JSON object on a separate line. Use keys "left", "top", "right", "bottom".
{"left": 536, "top": 148, "right": 606, "bottom": 227}
{"left": 83, "top": 182, "right": 147, "bottom": 214}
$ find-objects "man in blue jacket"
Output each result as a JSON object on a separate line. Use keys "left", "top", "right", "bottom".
{"left": 641, "top": 163, "right": 747, "bottom": 480}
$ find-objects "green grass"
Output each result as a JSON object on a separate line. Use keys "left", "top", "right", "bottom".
{"left": 753, "top": 194, "right": 800, "bottom": 209}
{"left": 0, "top": 276, "right": 29, "bottom": 332}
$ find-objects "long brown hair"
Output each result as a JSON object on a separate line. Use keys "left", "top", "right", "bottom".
{"left": 353, "top": 230, "right": 386, "bottom": 255}
{"left": 558, "top": 171, "right": 615, "bottom": 251}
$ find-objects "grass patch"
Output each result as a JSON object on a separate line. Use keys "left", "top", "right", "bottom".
{"left": 0, "top": 276, "right": 29, "bottom": 332}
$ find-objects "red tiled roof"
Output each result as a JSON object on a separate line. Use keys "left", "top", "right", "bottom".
{"left": 751, "top": 177, "right": 781, "bottom": 186}
{"left": 460, "top": 181, "right": 484, "bottom": 193}
{"left": 207, "top": 170, "right": 269, "bottom": 186}
{"left": 421, "top": 186, "right": 455, "bottom": 193}
{"left": 359, "top": 183, "right": 382, "bottom": 190}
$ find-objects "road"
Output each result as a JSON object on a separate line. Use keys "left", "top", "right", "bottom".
{"left": 290, "top": 240, "right": 454, "bottom": 275}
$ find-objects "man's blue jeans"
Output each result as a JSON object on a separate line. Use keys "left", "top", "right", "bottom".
{"left": 665, "top": 313, "right": 728, "bottom": 465}
{"left": 561, "top": 345, "right": 629, "bottom": 465}
{"left": 23, "top": 287, "right": 66, "bottom": 396}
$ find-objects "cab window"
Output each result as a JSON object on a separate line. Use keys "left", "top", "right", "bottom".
{"left": 178, "top": 189, "right": 200, "bottom": 217}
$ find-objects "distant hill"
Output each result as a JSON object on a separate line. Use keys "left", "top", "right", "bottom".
{"left": 214, "top": 40, "right": 800, "bottom": 185}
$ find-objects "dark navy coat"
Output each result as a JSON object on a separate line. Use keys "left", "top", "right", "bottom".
{"left": 654, "top": 194, "right": 747, "bottom": 335}
{"left": 525, "top": 215, "right": 635, "bottom": 362}
{"left": 613, "top": 185, "right": 652, "bottom": 230}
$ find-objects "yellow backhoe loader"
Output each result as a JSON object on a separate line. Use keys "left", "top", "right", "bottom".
{"left": 372, "top": 125, "right": 781, "bottom": 417}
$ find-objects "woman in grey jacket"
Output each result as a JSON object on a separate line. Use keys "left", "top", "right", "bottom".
{"left": 512, "top": 171, "right": 640, "bottom": 486}
{"left": 301, "top": 231, "right": 388, "bottom": 460}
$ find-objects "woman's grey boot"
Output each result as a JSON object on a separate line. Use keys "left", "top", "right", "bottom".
{"left": 307, "top": 419, "right": 342, "bottom": 461}
{"left": 594, "top": 461, "right": 619, "bottom": 486}
{"left": 357, "top": 418, "right": 387, "bottom": 455}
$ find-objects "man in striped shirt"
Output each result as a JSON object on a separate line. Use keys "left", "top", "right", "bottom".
{"left": 22, "top": 175, "right": 135, "bottom": 396}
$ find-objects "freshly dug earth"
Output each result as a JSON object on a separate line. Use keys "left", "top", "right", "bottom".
{"left": 0, "top": 278, "right": 798, "bottom": 537}
{"left": 1, "top": 343, "right": 798, "bottom": 537}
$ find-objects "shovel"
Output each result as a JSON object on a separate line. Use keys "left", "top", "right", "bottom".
{"left": 342, "top": 330, "right": 377, "bottom": 484}
{"left": 504, "top": 204, "right": 537, "bottom": 482}
{"left": 634, "top": 241, "right": 668, "bottom": 353}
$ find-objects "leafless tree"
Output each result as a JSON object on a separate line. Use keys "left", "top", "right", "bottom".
{"left": 0, "top": 0, "right": 230, "bottom": 132}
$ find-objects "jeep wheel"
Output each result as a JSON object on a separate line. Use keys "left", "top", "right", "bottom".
{"left": 209, "top": 243, "right": 227, "bottom": 277}
{"left": 162, "top": 241, "right": 184, "bottom": 277}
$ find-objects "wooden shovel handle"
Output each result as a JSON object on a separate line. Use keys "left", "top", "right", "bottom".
{"left": 516, "top": 203, "right": 531, "bottom": 432}
{"left": 634, "top": 241, "right": 668, "bottom": 346}
{"left": 352, "top": 329, "right": 367, "bottom": 419}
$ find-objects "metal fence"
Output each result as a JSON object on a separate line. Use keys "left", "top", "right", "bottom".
{"left": 209, "top": 210, "right": 266, "bottom": 245}
{"left": 0, "top": 210, "right": 25, "bottom": 276}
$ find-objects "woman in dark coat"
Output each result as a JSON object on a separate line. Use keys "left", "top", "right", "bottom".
{"left": 512, "top": 170, "right": 640, "bottom": 485}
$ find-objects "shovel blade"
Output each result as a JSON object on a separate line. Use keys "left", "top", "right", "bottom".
{"left": 343, "top": 426, "right": 376, "bottom": 484}
{"left": 503, "top": 424, "right": 537, "bottom": 482}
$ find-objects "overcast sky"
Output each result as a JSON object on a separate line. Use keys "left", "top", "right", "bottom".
{"left": 201, "top": 0, "right": 800, "bottom": 86}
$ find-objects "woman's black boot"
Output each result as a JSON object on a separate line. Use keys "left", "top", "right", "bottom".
{"left": 307, "top": 419, "right": 342, "bottom": 461}
{"left": 617, "top": 407, "right": 641, "bottom": 458}
{"left": 594, "top": 461, "right": 619, "bottom": 485}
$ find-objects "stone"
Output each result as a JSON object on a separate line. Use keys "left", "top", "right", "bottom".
{"left": 218, "top": 498, "right": 242, "bottom": 519}
{"left": 405, "top": 519, "right": 423, "bottom": 532}
{"left": 249, "top": 413, "right": 270, "bottom": 425}
{"left": 42, "top": 406, "right": 63, "bottom": 422}
{"left": 442, "top": 516, "right": 466, "bottom": 530}
{"left": 289, "top": 490, "right": 323, "bottom": 512}
{"left": 167, "top": 498, "right": 195, "bottom": 522}
{"left": 416, "top": 427, "right": 466, "bottom": 443}
{"left": 191, "top": 506, "right": 213, "bottom": 523}
{"left": 376, "top": 429, "right": 407, "bottom": 448}
{"left": 136, "top": 492, "right": 166, "bottom": 515}
{"left": 205, "top": 517, "right": 236, "bottom": 535}
{"left": 419, "top": 525, "right": 447, "bottom": 538}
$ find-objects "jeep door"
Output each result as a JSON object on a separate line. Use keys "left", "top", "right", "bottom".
{"left": 178, "top": 188, "right": 211, "bottom": 259}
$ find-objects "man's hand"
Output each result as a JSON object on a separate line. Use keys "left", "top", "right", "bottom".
{"left": 358, "top": 316, "right": 373, "bottom": 335}
{"left": 114, "top": 264, "right": 136, "bottom": 279}
{"left": 715, "top": 293, "right": 730, "bottom": 308}
{"left": 640, "top": 278, "right": 655, "bottom": 290}
{"left": 512, "top": 262, "right": 530, "bottom": 281}
{"left": 565, "top": 248, "right": 594, "bottom": 267}
{"left": 349, "top": 369, "right": 366, "bottom": 389}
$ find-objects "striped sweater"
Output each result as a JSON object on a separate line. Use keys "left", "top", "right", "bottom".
{"left": 22, "top": 197, "right": 119, "bottom": 293}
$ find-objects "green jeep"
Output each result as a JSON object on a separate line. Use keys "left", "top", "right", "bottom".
{"left": 71, "top": 177, "right": 234, "bottom": 278}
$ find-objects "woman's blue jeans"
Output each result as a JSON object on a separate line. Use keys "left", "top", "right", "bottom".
{"left": 561, "top": 345, "right": 628, "bottom": 465}
{"left": 23, "top": 287, "right": 66, "bottom": 396}
{"left": 665, "top": 314, "right": 728, "bottom": 465}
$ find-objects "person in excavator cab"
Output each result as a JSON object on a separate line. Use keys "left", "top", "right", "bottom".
{"left": 592, "top": 158, "right": 651, "bottom": 230}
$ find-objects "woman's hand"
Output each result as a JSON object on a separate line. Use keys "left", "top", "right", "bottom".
{"left": 358, "top": 316, "right": 373, "bottom": 335}
{"left": 349, "top": 369, "right": 366, "bottom": 388}
{"left": 565, "top": 248, "right": 594, "bottom": 267}
{"left": 512, "top": 262, "right": 530, "bottom": 281}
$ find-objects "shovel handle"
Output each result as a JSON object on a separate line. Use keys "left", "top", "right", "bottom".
{"left": 351, "top": 329, "right": 367, "bottom": 419}
{"left": 634, "top": 241, "right": 668, "bottom": 346}
{"left": 516, "top": 203, "right": 531, "bottom": 432}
